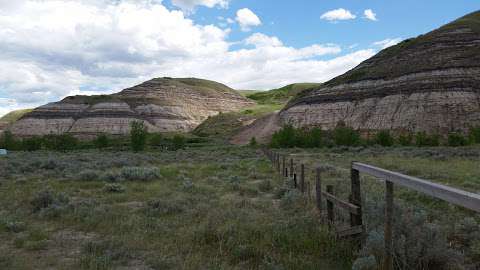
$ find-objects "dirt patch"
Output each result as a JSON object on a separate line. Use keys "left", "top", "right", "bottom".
{"left": 230, "top": 112, "right": 282, "bottom": 145}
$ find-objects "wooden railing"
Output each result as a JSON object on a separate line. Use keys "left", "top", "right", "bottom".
{"left": 262, "top": 148, "right": 480, "bottom": 270}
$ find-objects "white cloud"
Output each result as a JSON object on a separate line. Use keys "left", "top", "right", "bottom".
{"left": 364, "top": 9, "right": 377, "bottom": 21}
{"left": 0, "top": 1, "right": 378, "bottom": 117}
{"left": 373, "top": 38, "right": 403, "bottom": 49}
{"left": 236, "top": 8, "right": 261, "bottom": 31}
{"left": 171, "top": 0, "right": 229, "bottom": 12}
{"left": 320, "top": 8, "right": 356, "bottom": 21}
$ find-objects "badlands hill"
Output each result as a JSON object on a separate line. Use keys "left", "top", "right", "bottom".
{"left": 281, "top": 11, "right": 480, "bottom": 135}
{"left": 8, "top": 78, "right": 254, "bottom": 138}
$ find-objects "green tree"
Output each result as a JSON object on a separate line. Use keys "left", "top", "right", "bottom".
{"left": 469, "top": 126, "right": 480, "bottom": 144}
{"left": 1, "top": 131, "right": 19, "bottom": 150}
{"left": 172, "top": 134, "right": 186, "bottom": 150}
{"left": 270, "top": 125, "right": 296, "bottom": 148}
{"left": 306, "top": 127, "right": 324, "bottom": 148}
{"left": 447, "top": 133, "right": 468, "bottom": 147}
{"left": 43, "top": 134, "right": 78, "bottom": 152}
{"left": 22, "top": 136, "right": 43, "bottom": 151}
{"left": 375, "top": 130, "right": 394, "bottom": 147}
{"left": 130, "top": 121, "right": 147, "bottom": 152}
{"left": 333, "top": 123, "right": 360, "bottom": 146}
{"left": 397, "top": 133, "right": 413, "bottom": 146}
{"left": 93, "top": 134, "right": 109, "bottom": 149}
{"left": 149, "top": 133, "right": 163, "bottom": 147}
{"left": 249, "top": 137, "right": 258, "bottom": 147}
{"left": 415, "top": 132, "right": 440, "bottom": 147}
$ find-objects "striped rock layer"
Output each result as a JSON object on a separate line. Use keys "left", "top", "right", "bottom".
{"left": 281, "top": 11, "right": 480, "bottom": 134}
{"left": 9, "top": 78, "right": 254, "bottom": 138}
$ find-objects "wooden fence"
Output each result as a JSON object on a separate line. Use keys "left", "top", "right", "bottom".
{"left": 262, "top": 148, "right": 480, "bottom": 270}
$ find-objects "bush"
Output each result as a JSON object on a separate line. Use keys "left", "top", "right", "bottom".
{"left": 249, "top": 137, "right": 257, "bottom": 147}
{"left": 22, "top": 136, "right": 43, "bottom": 151}
{"left": 30, "top": 190, "right": 70, "bottom": 213}
{"left": 93, "top": 134, "right": 109, "bottom": 149}
{"left": 374, "top": 130, "right": 394, "bottom": 147}
{"left": 447, "top": 133, "right": 469, "bottom": 147}
{"left": 468, "top": 126, "right": 480, "bottom": 144}
{"left": 306, "top": 127, "right": 324, "bottom": 148}
{"left": 120, "top": 167, "right": 159, "bottom": 181}
{"left": 415, "top": 132, "right": 440, "bottom": 147}
{"left": 130, "top": 121, "right": 147, "bottom": 152}
{"left": 397, "top": 133, "right": 413, "bottom": 146}
{"left": 78, "top": 170, "right": 102, "bottom": 181}
{"left": 103, "top": 183, "right": 126, "bottom": 193}
{"left": 172, "top": 134, "right": 186, "bottom": 150}
{"left": 149, "top": 133, "right": 163, "bottom": 147}
{"left": 270, "top": 125, "right": 296, "bottom": 148}
{"left": 1, "top": 131, "right": 19, "bottom": 150}
{"left": 333, "top": 123, "right": 361, "bottom": 146}
{"left": 43, "top": 134, "right": 78, "bottom": 151}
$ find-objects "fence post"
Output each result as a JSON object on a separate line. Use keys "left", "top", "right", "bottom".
{"left": 315, "top": 168, "right": 322, "bottom": 215}
{"left": 277, "top": 154, "right": 281, "bottom": 173}
{"left": 326, "top": 185, "right": 334, "bottom": 228}
{"left": 300, "top": 164, "right": 305, "bottom": 193}
{"left": 350, "top": 166, "right": 363, "bottom": 228}
{"left": 282, "top": 156, "right": 286, "bottom": 176}
{"left": 384, "top": 181, "right": 394, "bottom": 270}
{"left": 290, "top": 158, "right": 294, "bottom": 177}
{"left": 293, "top": 173, "right": 297, "bottom": 189}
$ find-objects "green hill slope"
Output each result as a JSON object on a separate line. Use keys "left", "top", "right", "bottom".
{"left": 247, "top": 83, "right": 321, "bottom": 105}
{"left": 0, "top": 109, "right": 33, "bottom": 124}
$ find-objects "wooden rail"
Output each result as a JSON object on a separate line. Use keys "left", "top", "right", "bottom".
{"left": 262, "top": 148, "right": 480, "bottom": 270}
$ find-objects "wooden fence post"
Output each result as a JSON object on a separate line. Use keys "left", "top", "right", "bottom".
{"left": 326, "top": 185, "right": 334, "bottom": 228}
{"left": 290, "top": 158, "right": 294, "bottom": 177}
{"left": 300, "top": 164, "right": 305, "bottom": 193}
{"left": 350, "top": 166, "right": 363, "bottom": 228}
{"left": 293, "top": 173, "right": 297, "bottom": 189}
{"left": 315, "top": 168, "right": 322, "bottom": 215}
{"left": 277, "top": 154, "right": 281, "bottom": 173}
{"left": 282, "top": 156, "right": 286, "bottom": 176}
{"left": 384, "top": 181, "right": 394, "bottom": 270}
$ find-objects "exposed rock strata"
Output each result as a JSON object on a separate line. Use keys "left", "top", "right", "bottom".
{"left": 9, "top": 78, "right": 254, "bottom": 138}
{"left": 281, "top": 11, "right": 480, "bottom": 134}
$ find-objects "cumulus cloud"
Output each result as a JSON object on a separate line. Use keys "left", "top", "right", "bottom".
{"left": 0, "top": 0, "right": 378, "bottom": 117}
{"left": 320, "top": 8, "right": 356, "bottom": 21}
{"left": 236, "top": 8, "right": 261, "bottom": 31}
{"left": 171, "top": 0, "right": 229, "bottom": 12}
{"left": 373, "top": 38, "right": 403, "bottom": 49}
{"left": 364, "top": 9, "right": 377, "bottom": 21}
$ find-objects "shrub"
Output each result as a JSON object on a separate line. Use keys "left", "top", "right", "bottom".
{"left": 172, "top": 134, "right": 186, "bottom": 150}
{"left": 43, "top": 134, "right": 78, "bottom": 151}
{"left": 270, "top": 125, "right": 296, "bottom": 148}
{"left": 121, "top": 167, "right": 159, "bottom": 181}
{"left": 415, "top": 132, "right": 440, "bottom": 147}
{"left": 103, "top": 183, "right": 126, "bottom": 193}
{"left": 306, "top": 127, "right": 324, "bottom": 148}
{"left": 374, "top": 130, "right": 394, "bottom": 147}
{"left": 397, "top": 133, "right": 413, "bottom": 146}
{"left": 149, "top": 133, "right": 163, "bottom": 147}
{"left": 93, "top": 134, "right": 109, "bottom": 149}
{"left": 468, "top": 126, "right": 480, "bottom": 144}
{"left": 146, "top": 199, "right": 186, "bottom": 216}
{"left": 30, "top": 190, "right": 70, "bottom": 214}
{"left": 1, "top": 131, "right": 19, "bottom": 150}
{"left": 130, "top": 121, "right": 147, "bottom": 152}
{"left": 333, "top": 123, "right": 361, "bottom": 146}
{"left": 78, "top": 170, "right": 102, "bottom": 181}
{"left": 249, "top": 137, "right": 257, "bottom": 147}
{"left": 447, "top": 133, "right": 469, "bottom": 147}
{"left": 21, "top": 136, "right": 43, "bottom": 151}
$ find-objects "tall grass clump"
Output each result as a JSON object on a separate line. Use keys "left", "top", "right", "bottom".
{"left": 130, "top": 121, "right": 147, "bottom": 152}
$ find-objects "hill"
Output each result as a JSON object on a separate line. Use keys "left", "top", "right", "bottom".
{"left": 8, "top": 77, "right": 254, "bottom": 138}
{"left": 0, "top": 109, "right": 33, "bottom": 124}
{"left": 282, "top": 11, "right": 480, "bottom": 135}
{"left": 247, "top": 83, "right": 321, "bottom": 105}
{"left": 193, "top": 83, "right": 318, "bottom": 140}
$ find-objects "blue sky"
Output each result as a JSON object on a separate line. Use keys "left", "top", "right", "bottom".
{"left": 0, "top": 0, "right": 478, "bottom": 117}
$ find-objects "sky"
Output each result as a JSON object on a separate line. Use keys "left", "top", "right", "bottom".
{"left": 0, "top": 0, "right": 478, "bottom": 117}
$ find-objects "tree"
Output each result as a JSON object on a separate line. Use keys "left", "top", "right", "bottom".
{"left": 1, "top": 131, "right": 19, "bottom": 150}
{"left": 130, "top": 121, "right": 147, "bottom": 152}
{"left": 22, "top": 136, "right": 43, "bottom": 151}
{"left": 333, "top": 123, "right": 361, "bottom": 146}
{"left": 375, "top": 130, "right": 394, "bottom": 147}
{"left": 172, "top": 134, "right": 186, "bottom": 150}
{"left": 93, "top": 134, "right": 109, "bottom": 149}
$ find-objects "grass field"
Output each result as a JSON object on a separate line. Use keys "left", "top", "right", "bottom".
{"left": 0, "top": 145, "right": 351, "bottom": 270}
{"left": 1, "top": 144, "right": 479, "bottom": 269}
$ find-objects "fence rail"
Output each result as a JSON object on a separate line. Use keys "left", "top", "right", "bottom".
{"left": 262, "top": 148, "right": 480, "bottom": 270}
